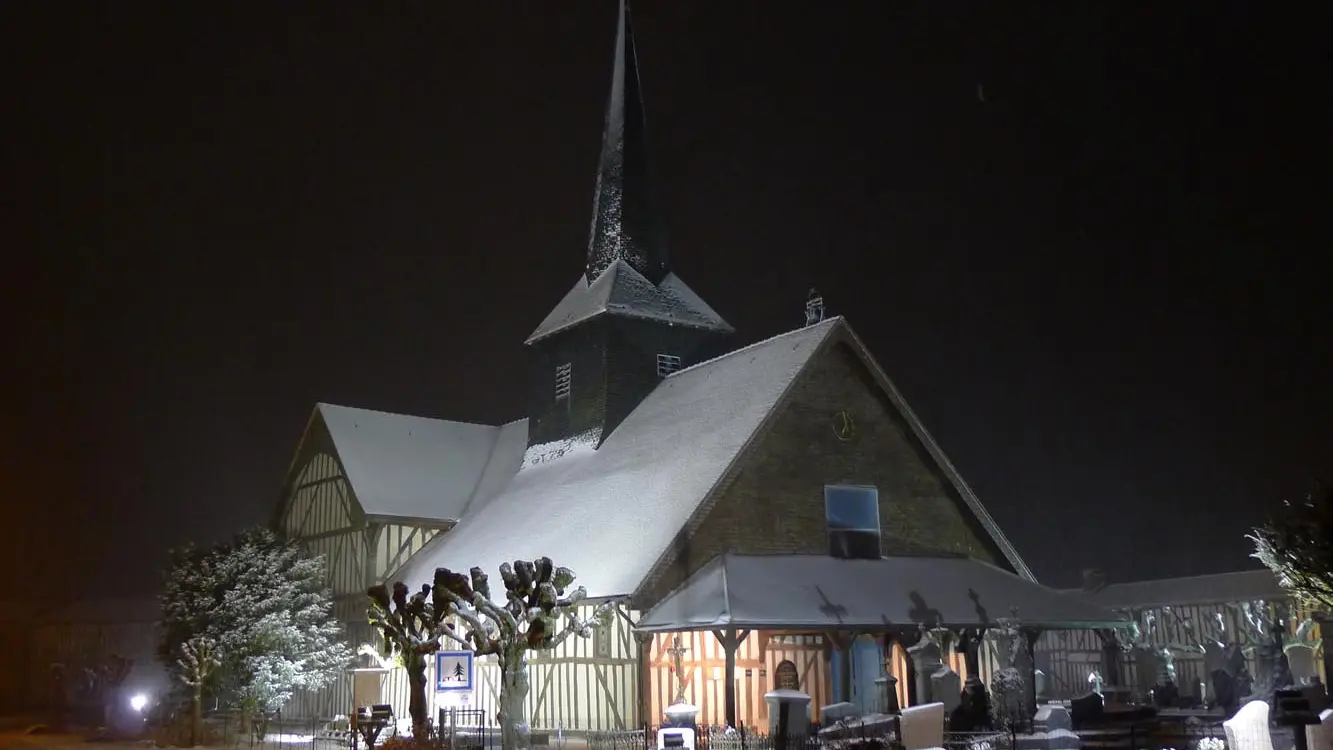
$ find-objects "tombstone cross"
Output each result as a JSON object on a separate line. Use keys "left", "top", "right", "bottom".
{"left": 665, "top": 636, "right": 690, "bottom": 703}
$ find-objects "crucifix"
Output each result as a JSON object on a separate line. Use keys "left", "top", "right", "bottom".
{"left": 665, "top": 635, "right": 690, "bottom": 703}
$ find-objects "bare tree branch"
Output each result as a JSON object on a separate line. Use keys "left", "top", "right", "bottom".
{"left": 1250, "top": 481, "right": 1333, "bottom": 611}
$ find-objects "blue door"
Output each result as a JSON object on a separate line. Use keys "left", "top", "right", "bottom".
{"left": 831, "top": 637, "right": 884, "bottom": 714}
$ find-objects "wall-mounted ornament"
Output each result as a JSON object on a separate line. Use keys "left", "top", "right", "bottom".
{"left": 833, "top": 410, "right": 856, "bottom": 442}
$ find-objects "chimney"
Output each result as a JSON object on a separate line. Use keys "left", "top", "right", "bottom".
{"left": 1081, "top": 568, "right": 1107, "bottom": 593}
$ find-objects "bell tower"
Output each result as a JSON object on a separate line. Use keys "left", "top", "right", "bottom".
{"left": 523, "top": 0, "right": 733, "bottom": 450}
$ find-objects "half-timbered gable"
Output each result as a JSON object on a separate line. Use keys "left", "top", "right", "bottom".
{"left": 277, "top": 403, "right": 525, "bottom": 716}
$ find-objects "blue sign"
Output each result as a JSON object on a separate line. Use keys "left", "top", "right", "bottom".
{"left": 435, "top": 651, "right": 474, "bottom": 692}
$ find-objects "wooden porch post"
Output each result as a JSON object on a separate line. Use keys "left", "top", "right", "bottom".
{"left": 897, "top": 630, "right": 922, "bottom": 707}
{"left": 635, "top": 631, "right": 653, "bottom": 727}
{"left": 713, "top": 629, "right": 749, "bottom": 729}
{"left": 1316, "top": 614, "right": 1333, "bottom": 687}
{"left": 826, "top": 630, "right": 853, "bottom": 703}
{"left": 955, "top": 627, "right": 985, "bottom": 682}
{"left": 1022, "top": 628, "right": 1042, "bottom": 719}
{"left": 1095, "top": 628, "right": 1122, "bottom": 688}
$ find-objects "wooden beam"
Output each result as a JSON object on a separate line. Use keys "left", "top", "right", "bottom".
{"left": 294, "top": 475, "right": 344, "bottom": 491}
{"left": 364, "top": 514, "right": 457, "bottom": 529}
{"left": 1022, "top": 627, "right": 1042, "bottom": 720}
{"left": 826, "top": 630, "right": 853, "bottom": 703}
{"left": 712, "top": 629, "right": 749, "bottom": 728}
{"left": 954, "top": 627, "right": 986, "bottom": 682}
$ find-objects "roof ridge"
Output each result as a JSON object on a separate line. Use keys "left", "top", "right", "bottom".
{"left": 666, "top": 317, "right": 843, "bottom": 380}
{"left": 1097, "top": 568, "right": 1276, "bottom": 588}
{"left": 318, "top": 401, "right": 503, "bottom": 430}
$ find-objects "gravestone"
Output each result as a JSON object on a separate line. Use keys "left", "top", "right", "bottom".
{"left": 663, "top": 703, "right": 699, "bottom": 729}
{"left": 907, "top": 639, "right": 945, "bottom": 708}
{"left": 950, "top": 677, "right": 991, "bottom": 731}
{"left": 932, "top": 665, "right": 962, "bottom": 713}
{"left": 1152, "top": 680, "right": 1179, "bottom": 708}
{"left": 1306, "top": 708, "right": 1333, "bottom": 750}
{"left": 1289, "top": 645, "right": 1319, "bottom": 685}
{"left": 774, "top": 660, "right": 800, "bottom": 691}
{"left": 1212, "top": 646, "right": 1250, "bottom": 715}
{"left": 875, "top": 674, "right": 900, "bottom": 714}
{"left": 1132, "top": 647, "right": 1164, "bottom": 699}
{"left": 1069, "top": 692, "right": 1104, "bottom": 730}
{"left": 1253, "top": 639, "right": 1293, "bottom": 701}
{"left": 899, "top": 702, "right": 945, "bottom": 750}
{"left": 821, "top": 702, "right": 857, "bottom": 725}
{"left": 764, "top": 689, "right": 811, "bottom": 737}
{"left": 1222, "top": 700, "right": 1275, "bottom": 750}
{"left": 1016, "top": 705, "right": 1081, "bottom": 750}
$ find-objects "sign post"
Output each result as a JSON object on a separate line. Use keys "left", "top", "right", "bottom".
{"left": 436, "top": 651, "right": 474, "bottom": 693}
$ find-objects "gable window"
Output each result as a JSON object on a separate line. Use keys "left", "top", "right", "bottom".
{"left": 555, "top": 363, "right": 572, "bottom": 401}
{"left": 824, "top": 485, "right": 881, "bottom": 560}
{"left": 656, "top": 353, "right": 682, "bottom": 377}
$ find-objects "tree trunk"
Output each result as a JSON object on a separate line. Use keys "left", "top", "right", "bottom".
{"left": 497, "top": 655, "right": 531, "bottom": 750}
{"left": 407, "top": 653, "right": 429, "bottom": 739}
{"left": 190, "top": 684, "right": 203, "bottom": 747}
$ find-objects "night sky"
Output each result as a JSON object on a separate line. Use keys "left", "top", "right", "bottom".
{"left": 4, "top": 2, "right": 1328, "bottom": 601}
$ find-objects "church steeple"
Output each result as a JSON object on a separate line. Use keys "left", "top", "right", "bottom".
{"left": 522, "top": 0, "right": 734, "bottom": 451}
{"left": 586, "top": 0, "right": 667, "bottom": 285}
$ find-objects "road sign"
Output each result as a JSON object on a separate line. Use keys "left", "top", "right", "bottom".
{"left": 435, "top": 651, "right": 474, "bottom": 693}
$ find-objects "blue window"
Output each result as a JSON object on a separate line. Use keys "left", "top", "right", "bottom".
{"left": 824, "top": 485, "right": 881, "bottom": 560}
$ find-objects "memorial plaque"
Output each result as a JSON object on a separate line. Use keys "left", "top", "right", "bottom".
{"left": 775, "top": 660, "right": 800, "bottom": 690}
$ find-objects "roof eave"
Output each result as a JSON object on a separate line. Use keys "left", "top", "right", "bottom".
{"left": 525, "top": 306, "right": 734, "bottom": 346}
{"left": 363, "top": 514, "right": 458, "bottom": 529}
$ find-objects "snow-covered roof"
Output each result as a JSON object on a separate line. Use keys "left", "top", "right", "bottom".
{"left": 1065, "top": 569, "right": 1288, "bottom": 609}
{"left": 637, "top": 554, "right": 1127, "bottom": 632}
{"left": 318, "top": 403, "right": 526, "bottom": 522}
{"left": 399, "top": 318, "right": 841, "bottom": 598}
{"left": 525, "top": 261, "right": 733, "bottom": 344}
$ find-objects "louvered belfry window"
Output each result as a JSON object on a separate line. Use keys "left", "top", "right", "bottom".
{"left": 555, "top": 363, "right": 572, "bottom": 401}
{"left": 656, "top": 353, "right": 682, "bottom": 377}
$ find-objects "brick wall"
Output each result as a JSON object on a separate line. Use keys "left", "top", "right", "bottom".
{"left": 637, "top": 330, "right": 1003, "bottom": 607}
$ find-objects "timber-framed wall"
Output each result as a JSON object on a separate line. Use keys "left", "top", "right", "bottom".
{"left": 276, "top": 421, "right": 453, "bottom": 719}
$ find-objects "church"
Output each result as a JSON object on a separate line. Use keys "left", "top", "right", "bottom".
{"left": 273, "top": 0, "right": 1123, "bottom": 733}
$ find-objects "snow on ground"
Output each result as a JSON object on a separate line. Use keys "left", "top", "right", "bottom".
{"left": 0, "top": 729, "right": 344, "bottom": 750}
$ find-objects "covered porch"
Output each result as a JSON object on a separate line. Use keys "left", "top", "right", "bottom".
{"left": 635, "top": 553, "right": 1128, "bottom": 729}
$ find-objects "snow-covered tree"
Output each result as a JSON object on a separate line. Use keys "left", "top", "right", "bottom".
{"left": 159, "top": 527, "right": 353, "bottom": 730}
{"left": 178, "top": 636, "right": 220, "bottom": 746}
{"left": 1250, "top": 482, "right": 1333, "bottom": 610}
{"left": 368, "top": 559, "right": 611, "bottom": 749}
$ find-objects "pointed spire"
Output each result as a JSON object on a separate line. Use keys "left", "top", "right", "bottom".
{"left": 586, "top": 0, "right": 669, "bottom": 286}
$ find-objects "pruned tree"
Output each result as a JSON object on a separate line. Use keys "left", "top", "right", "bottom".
{"left": 159, "top": 527, "right": 353, "bottom": 731}
{"left": 369, "top": 558, "right": 612, "bottom": 749}
{"left": 1250, "top": 481, "right": 1333, "bottom": 610}
{"left": 178, "top": 636, "right": 220, "bottom": 746}
{"left": 987, "top": 617, "right": 1029, "bottom": 731}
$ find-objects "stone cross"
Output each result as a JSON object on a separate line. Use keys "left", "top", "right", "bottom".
{"left": 665, "top": 636, "right": 690, "bottom": 703}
